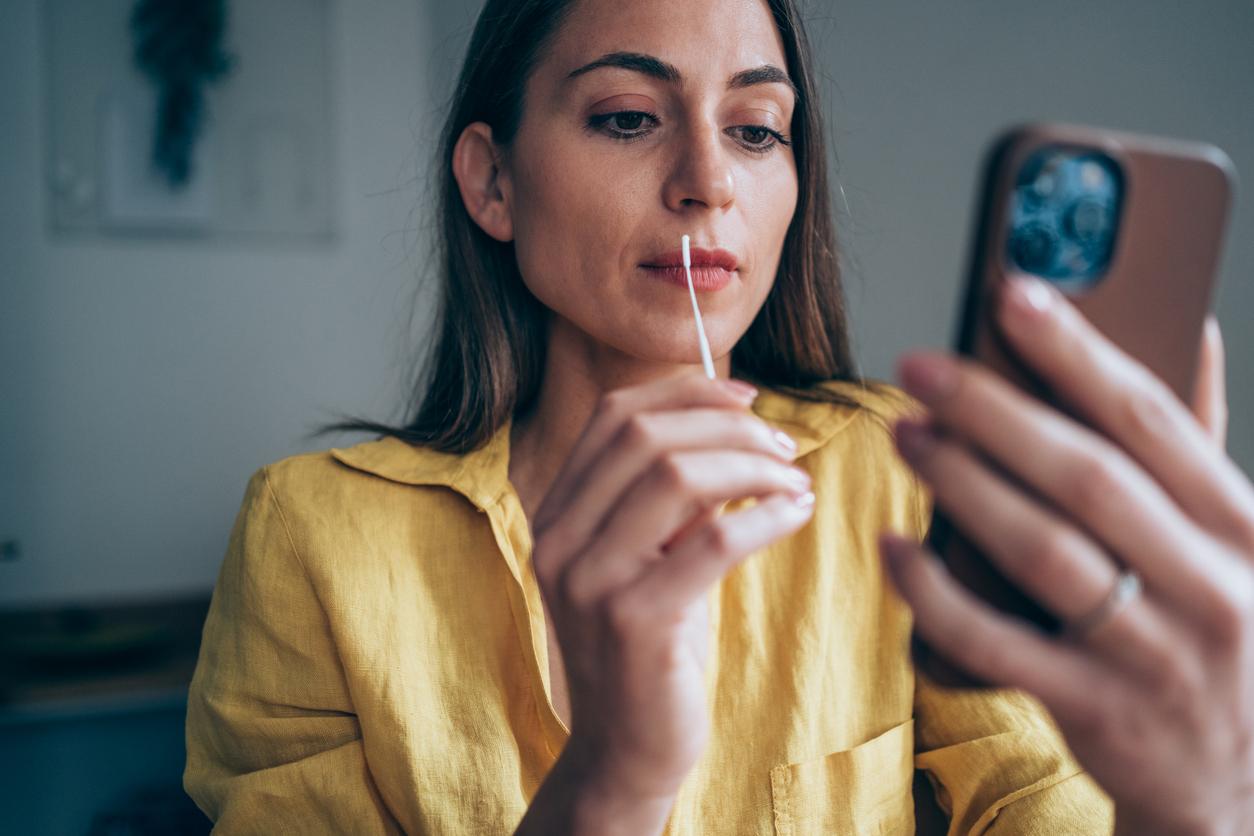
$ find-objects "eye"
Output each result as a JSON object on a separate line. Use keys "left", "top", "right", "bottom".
{"left": 587, "top": 110, "right": 659, "bottom": 141}
{"left": 611, "top": 112, "right": 647, "bottom": 131}
{"left": 586, "top": 111, "right": 792, "bottom": 153}
{"left": 727, "top": 124, "right": 791, "bottom": 154}
{"left": 741, "top": 126, "right": 771, "bottom": 145}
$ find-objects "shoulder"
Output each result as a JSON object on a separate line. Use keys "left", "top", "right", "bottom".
{"left": 246, "top": 446, "right": 388, "bottom": 524}
{"left": 258, "top": 437, "right": 468, "bottom": 504}
{"left": 753, "top": 378, "right": 924, "bottom": 457}
{"left": 241, "top": 438, "right": 476, "bottom": 547}
{"left": 257, "top": 446, "right": 347, "bottom": 494}
{"left": 232, "top": 440, "right": 490, "bottom": 597}
{"left": 810, "top": 377, "right": 924, "bottom": 426}
{"left": 227, "top": 449, "right": 374, "bottom": 565}
{"left": 756, "top": 378, "right": 929, "bottom": 539}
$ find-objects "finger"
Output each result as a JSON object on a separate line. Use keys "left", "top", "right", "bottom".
{"left": 995, "top": 277, "right": 1254, "bottom": 545}
{"left": 897, "top": 354, "right": 1230, "bottom": 624}
{"left": 663, "top": 504, "right": 722, "bottom": 551}
{"left": 879, "top": 533, "right": 1112, "bottom": 731}
{"left": 562, "top": 450, "right": 812, "bottom": 601}
{"left": 538, "top": 374, "right": 759, "bottom": 525}
{"left": 893, "top": 419, "right": 1185, "bottom": 680}
{"left": 622, "top": 492, "right": 816, "bottom": 618}
{"left": 1190, "top": 315, "right": 1228, "bottom": 450}
{"left": 538, "top": 408, "right": 798, "bottom": 560}
{"left": 895, "top": 419, "right": 1116, "bottom": 619}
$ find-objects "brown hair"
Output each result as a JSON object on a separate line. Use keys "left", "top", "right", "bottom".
{"left": 322, "top": 0, "right": 886, "bottom": 454}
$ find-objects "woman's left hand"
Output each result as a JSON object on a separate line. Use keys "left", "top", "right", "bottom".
{"left": 880, "top": 275, "right": 1254, "bottom": 836}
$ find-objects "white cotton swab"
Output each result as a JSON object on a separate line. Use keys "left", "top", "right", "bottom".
{"left": 682, "top": 234, "right": 717, "bottom": 380}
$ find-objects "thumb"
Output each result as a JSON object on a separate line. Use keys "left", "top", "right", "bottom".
{"left": 1190, "top": 314, "right": 1227, "bottom": 450}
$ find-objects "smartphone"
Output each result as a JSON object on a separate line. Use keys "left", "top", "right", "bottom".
{"left": 914, "top": 122, "right": 1237, "bottom": 688}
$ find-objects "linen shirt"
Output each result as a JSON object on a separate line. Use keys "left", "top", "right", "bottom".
{"left": 184, "top": 381, "right": 1114, "bottom": 834}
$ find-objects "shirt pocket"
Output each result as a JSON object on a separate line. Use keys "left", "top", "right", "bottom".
{"left": 770, "top": 719, "right": 915, "bottom": 836}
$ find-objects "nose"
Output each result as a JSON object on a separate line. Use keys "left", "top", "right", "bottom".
{"left": 662, "top": 120, "right": 736, "bottom": 213}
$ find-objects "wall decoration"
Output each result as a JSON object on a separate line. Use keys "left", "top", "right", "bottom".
{"left": 130, "top": 0, "right": 235, "bottom": 189}
{"left": 45, "top": 0, "right": 336, "bottom": 241}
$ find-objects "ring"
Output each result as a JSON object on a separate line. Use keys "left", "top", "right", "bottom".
{"left": 1063, "top": 570, "right": 1143, "bottom": 641}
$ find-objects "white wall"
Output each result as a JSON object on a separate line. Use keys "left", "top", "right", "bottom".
{"left": 0, "top": 0, "right": 438, "bottom": 604}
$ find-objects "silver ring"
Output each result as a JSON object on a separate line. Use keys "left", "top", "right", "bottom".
{"left": 1063, "top": 570, "right": 1142, "bottom": 641}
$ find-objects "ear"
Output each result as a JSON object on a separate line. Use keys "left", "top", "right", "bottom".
{"left": 452, "top": 122, "right": 514, "bottom": 242}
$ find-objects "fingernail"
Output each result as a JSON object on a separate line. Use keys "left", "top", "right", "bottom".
{"left": 898, "top": 353, "right": 958, "bottom": 403}
{"left": 773, "top": 431, "right": 798, "bottom": 456}
{"left": 1002, "top": 276, "right": 1054, "bottom": 322}
{"left": 793, "top": 491, "right": 816, "bottom": 509}
{"left": 894, "top": 419, "right": 937, "bottom": 460}
{"left": 720, "top": 379, "right": 759, "bottom": 402}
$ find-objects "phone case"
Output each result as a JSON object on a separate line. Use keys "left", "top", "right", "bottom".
{"left": 916, "top": 122, "right": 1237, "bottom": 688}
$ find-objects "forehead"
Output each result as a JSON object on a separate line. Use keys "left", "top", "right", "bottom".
{"left": 538, "top": 0, "right": 789, "bottom": 87}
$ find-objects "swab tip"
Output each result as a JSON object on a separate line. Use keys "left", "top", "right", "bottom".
{"left": 681, "top": 234, "right": 691, "bottom": 268}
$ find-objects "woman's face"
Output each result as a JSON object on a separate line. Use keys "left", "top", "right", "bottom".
{"left": 494, "top": 0, "right": 799, "bottom": 366}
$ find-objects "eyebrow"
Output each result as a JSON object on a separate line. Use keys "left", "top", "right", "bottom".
{"left": 565, "top": 51, "right": 798, "bottom": 98}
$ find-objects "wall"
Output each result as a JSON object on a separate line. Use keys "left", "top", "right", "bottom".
{"left": 0, "top": 0, "right": 438, "bottom": 605}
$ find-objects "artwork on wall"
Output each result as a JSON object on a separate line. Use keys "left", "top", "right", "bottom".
{"left": 45, "top": 0, "right": 336, "bottom": 241}
{"left": 99, "top": 83, "right": 216, "bottom": 230}
{"left": 129, "top": 0, "right": 235, "bottom": 189}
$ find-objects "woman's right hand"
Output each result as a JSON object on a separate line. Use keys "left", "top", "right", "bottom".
{"left": 529, "top": 372, "right": 816, "bottom": 818}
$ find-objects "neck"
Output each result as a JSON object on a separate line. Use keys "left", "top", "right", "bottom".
{"left": 508, "top": 316, "right": 732, "bottom": 521}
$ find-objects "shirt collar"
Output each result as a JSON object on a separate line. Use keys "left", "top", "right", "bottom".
{"left": 329, "top": 382, "right": 878, "bottom": 511}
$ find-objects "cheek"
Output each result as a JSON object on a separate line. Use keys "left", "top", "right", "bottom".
{"left": 508, "top": 137, "right": 656, "bottom": 318}
{"left": 754, "top": 160, "right": 799, "bottom": 254}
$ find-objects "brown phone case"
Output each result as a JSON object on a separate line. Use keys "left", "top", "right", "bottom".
{"left": 915, "top": 122, "right": 1237, "bottom": 688}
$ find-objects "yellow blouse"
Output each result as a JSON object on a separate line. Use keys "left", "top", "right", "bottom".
{"left": 184, "top": 381, "right": 1114, "bottom": 834}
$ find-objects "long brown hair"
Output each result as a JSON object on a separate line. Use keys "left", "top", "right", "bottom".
{"left": 322, "top": 0, "right": 886, "bottom": 454}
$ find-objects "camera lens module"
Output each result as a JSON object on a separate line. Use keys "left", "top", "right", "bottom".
{"left": 1006, "top": 146, "right": 1123, "bottom": 289}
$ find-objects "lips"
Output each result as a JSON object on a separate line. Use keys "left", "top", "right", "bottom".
{"left": 642, "top": 247, "right": 739, "bottom": 271}
{"left": 640, "top": 246, "right": 739, "bottom": 291}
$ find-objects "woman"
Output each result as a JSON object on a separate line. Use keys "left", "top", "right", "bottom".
{"left": 184, "top": 0, "right": 1254, "bottom": 832}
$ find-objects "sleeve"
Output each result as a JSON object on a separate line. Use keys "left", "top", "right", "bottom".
{"left": 908, "top": 467, "right": 1114, "bottom": 834}
{"left": 183, "top": 467, "right": 404, "bottom": 835}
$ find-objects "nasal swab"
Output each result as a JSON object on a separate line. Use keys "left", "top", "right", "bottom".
{"left": 682, "top": 234, "right": 717, "bottom": 380}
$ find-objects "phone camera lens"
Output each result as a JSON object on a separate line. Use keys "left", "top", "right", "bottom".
{"left": 1028, "top": 170, "right": 1058, "bottom": 204}
{"left": 1010, "top": 222, "right": 1058, "bottom": 275}
{"left": 1064, "top": 197, "right": 1113, "bottom": 247}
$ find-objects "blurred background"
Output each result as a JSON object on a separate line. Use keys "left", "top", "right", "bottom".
{"left": 1, "top": 0, "right": 1250, "bottom": 832}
